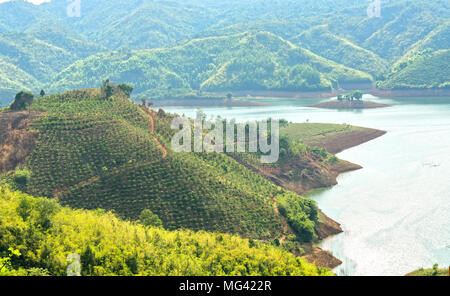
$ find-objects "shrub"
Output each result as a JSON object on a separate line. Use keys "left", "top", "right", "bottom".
{"left": 10, "top": 91, "right": 34, "bottom": 111}
{"left": 13, "top": 169, "right": 32, "bottom": 188}
{"left": 139, "top": 209, "right": 163, "bottom": 227}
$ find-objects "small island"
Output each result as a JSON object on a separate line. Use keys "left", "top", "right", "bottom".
{"left": 310, "top": 90, "right": 391, "bottom": 109}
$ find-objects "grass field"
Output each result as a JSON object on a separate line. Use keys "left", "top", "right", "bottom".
{"left": 281, "top": 123, "right": 365, "bottom": 146}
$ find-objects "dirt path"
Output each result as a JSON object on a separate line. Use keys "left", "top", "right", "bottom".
{"left": 141, "top": 106, "right": 167, "bottom": 158}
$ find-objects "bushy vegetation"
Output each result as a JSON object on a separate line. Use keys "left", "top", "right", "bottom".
{"left": 277, "top": 193, "right": 319, "bottom": 243}
{"left": 9, "top": 91, "right": 34, "bottom": 111}
{"left": 0, "top": 186, "right": 332, "bottom": 276}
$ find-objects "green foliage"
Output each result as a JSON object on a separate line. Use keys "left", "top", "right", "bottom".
{"left": 277, "top": 193, "right": 318, "bottom": 243}
{"left": 13, "top": 168, "right": 32, "bottom": 188}
{"left": 117, "top": 83, "right": 134, "bottom": 98}
{"left": 10, "top": 91, "right": 34, "bottom": 111}
{"left": 0, "top": 186, "right": 332, "bottom": 276}
{"left": 351, "top": 90, "right": 363, "bottom": 100}
{"left": 139, "top": 209, "right": 163, "bottom": 228}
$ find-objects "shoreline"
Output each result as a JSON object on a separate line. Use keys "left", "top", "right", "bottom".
{"left": 309, "top": 100, "right": 391, "bottom": 109}
{"left": 301, "top": 127, "right": 387, "bottom": 270}
{"left": 151, "top": 98, "right": 268, "bottom": 107}
{"left": 150, "top": 88, "right": 450, "bottom": 107}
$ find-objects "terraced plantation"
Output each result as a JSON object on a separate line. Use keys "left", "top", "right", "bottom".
{"left": 2, "top": 87, "right": 326, "bottom": 243}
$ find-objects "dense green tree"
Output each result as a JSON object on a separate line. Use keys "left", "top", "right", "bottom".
{"left": 117, "top": 83, "right": 134, "bottom": 98}
{"left": 139, "top": 209, "right": 163, "bottom": 228}
{"left": 352, "top": 90, "right": 363, "bottom": 100}
{"left": 81, "top": 246, "right": 96, "bottom": 275}
{"left": 10, "top": 91, "right": 34, "bottom": 111}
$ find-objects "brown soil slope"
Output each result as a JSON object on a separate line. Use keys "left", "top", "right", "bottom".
{"left": 0, "top": 111, "right": 41, "bottom": 173}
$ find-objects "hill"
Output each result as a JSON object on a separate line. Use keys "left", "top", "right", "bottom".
{"left": 0, "top": 0, "right": 449, "bottom": 97}
{"left": 393, "top": 21, "right": 450, "bottom": 68}
{"left": 293, "top": 25, "right": 388, "bottom": 76}
{"left": 0, "top": 186, "right": 332, "bottom": 276}
{"left": 0, "top": 57, "right": 39, "bottom": 107}
{"left": 378, "top": 49, "right": 450, "bottom": 89}
{"left": 0, "top": 86, "right": 344, "bottom": 249}
{"left": 49, "top": 32, "right": 373, "bottom": 96}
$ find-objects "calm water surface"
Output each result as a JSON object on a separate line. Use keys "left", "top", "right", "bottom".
{"left": 163, "top": 95, "right": 450, "bottom": 276}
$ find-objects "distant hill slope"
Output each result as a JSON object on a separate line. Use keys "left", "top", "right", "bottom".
{"left": 378, "top": 49, "right": 450, "bottom": 89}
{"left": 293, "top": 25, "right": 388, "bottom": 76}
{"left": 0, "top": 86, "right": 334, "bottom": 244}
{"left": 0, "top": 57, "right": 39, "bottom": 106}
{"left": 50, "top": 32, "right": 372, "bottom": 95}
{"left": 394, "top": 21, "right": 450, "bottom": 68}
{"left": 0, "top": 0, "right": 448, "bottom": 96}
{"left": 0, "top": 187, "right": 332, "bottom": 276}
{"left": 0, "top": 32, "right": 74, "bottom": 83}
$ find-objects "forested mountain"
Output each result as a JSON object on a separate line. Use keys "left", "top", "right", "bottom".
{"left": 0, "top": 0, "right": 449, "bottom": 106}
{"left": 49, "top": 32, "right": 372, "bottom": 95}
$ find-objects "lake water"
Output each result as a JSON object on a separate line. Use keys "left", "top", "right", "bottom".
{"left": 162, "top": 95, "right": 450, "bottom": 276}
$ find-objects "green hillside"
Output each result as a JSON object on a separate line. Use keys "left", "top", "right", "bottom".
{"left": 294, "top": 25, "right": 388, "bottom": 76}
{"left": 394, "top": 21, "right": 450, "bottom": 68}
{"left": 24, "top": 24, "right": 105, "bottom": 61}
{"left": 0, "top": 57, "right": 39, "bottom": 106}
{"left": 0, "top": 0, "right": 449, "bottom": 97}
{"left": 0, "top": 186, "right": 332, "bottom": 276}
{"left": 0, "top": 32, "right": 77, "bottom": 83}
{"left": 50, "top": 32, "right": 372, "bottom": 96}
{"left": 0, "top": 86, "right": 328, "bottom": 244}
{"left": 378, "top": 49, "right": 450, "bottom": 89}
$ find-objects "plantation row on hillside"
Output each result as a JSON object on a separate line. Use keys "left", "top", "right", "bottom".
{"left": 0, "top": 186, "right": 332, "bottom": 276}
{"left": 0, "top": 86, "right": 331, "bottom": 246}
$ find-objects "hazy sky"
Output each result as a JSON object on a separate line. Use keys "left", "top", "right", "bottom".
{"left": 0, "top": 0, "right": 50, "bottom": 4}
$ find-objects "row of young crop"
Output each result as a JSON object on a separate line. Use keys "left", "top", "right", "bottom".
{"left": 57, "top": 151, "right": 284, "bottom": 240}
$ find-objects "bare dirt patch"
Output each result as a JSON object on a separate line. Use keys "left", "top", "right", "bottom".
{"left": 0, "top": 110, "right": 41, "bottom": 173}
